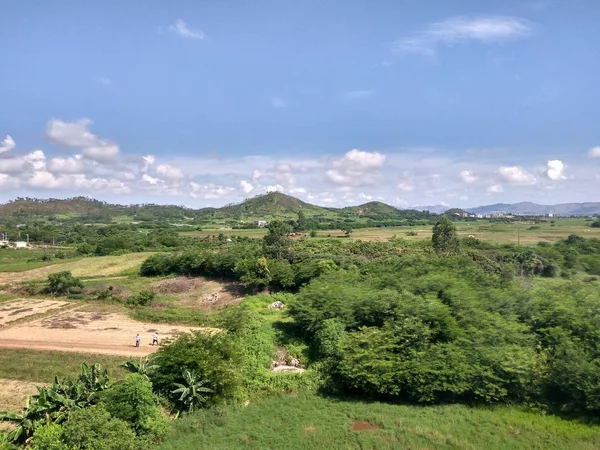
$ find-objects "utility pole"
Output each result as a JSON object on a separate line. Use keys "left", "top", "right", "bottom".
{"left": 517, "top": 228, "right": 520, "bottom": 246}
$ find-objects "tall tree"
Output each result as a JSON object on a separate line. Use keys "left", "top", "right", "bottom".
{"left": 432, "top": 216, "right": 460, "bottom": 255}
{"left": 263, "top": 220, "right": 292, "bottom": 259}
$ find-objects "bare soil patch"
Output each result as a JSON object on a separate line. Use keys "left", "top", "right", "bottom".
{"left": 0, "top": 299, "right": 70, "bottom": 326}
{"left": 0, "top": 310, "right": 210, "bottom": 356}
{"left": 352, "top": 420, "right": 381, "bottom": 431}
{"left": 0, "top": 378, "right": 40, "bottom": 413}
{"left": 153, "top": 276, "right": 244, "bottom": 312}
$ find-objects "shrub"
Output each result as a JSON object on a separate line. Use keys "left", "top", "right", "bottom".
{"left": 150, "top": 331, "right": 242, "bottom": 409}
{"left": 62, "top": 406, "right": 139, "bottom": 450}
{"left": 102, "top": 374, "right": 169, "bottom": 440}
{"left": 46, "top": 271, "right": 83, "bottom": 296}
{"left": 126, "top": 290, "right": 156, "bottom": 306}
{"left": 31, "top": 423, "right": 67, "bottom": 450}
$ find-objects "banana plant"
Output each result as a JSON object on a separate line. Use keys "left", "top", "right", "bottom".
{"left": 171, "top": 368, "right": 213, "bottom": 413}
{"left": 120, "top": 356, "right": 159, "bottom": 380}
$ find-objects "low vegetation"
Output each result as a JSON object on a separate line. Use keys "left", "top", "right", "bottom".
{"left": 2, "top": 198, "right": 600, "bottom": 449}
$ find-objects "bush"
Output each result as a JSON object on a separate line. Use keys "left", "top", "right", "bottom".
{"left": 31, "top": 423, "right": 67, "bottom": 450}
{"left": 150, "top": 331, "right": 242, "bottom": 409}
{"left": 46, "top": 271, "right": 83, "bottom": 296}
{"left": 590, "top": 220, "right": 600, "bottom": 228}
{"left": 126, "top": 290, "right": 156, "bottom": 306}
{"left": 62, "top": 406, "right": 139, "bottom": 450}
{"left": 102, "top": 374, "right": 169, "bottom": 440}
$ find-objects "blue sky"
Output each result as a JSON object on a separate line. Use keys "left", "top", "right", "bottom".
{"left": 1, "top": 0, "right": 599, "bottom": 208}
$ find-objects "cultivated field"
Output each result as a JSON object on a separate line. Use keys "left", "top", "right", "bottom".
{"left": 0, "top": 306, "right": 207, "bottom": 356}
{"left": 182, "top": 219, "right": 600, "bottom": 244}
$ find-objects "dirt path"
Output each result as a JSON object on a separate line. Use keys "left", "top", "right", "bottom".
{"left": 0, "top": 310, "right": 213, "bottom": 357}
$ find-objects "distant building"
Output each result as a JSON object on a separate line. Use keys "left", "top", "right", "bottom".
{"left": 254, "top": 220, "right": 269, "bottom": 227}
{"left": 14, "top": 241, "right": 29, "bottom": 249}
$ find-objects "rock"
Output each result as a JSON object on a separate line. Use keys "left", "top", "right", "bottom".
{"left": 268, "top": 301, "right": 285, "bottom": 310}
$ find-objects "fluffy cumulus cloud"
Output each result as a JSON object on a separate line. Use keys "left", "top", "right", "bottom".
{"left": 545, "top": 160, "right": 566, "bottom": 181}
{"left": 46, "top": 119, "right": 119, "bottom": 162}
{"left": 0, "top": 135, "right": 16, "bottom": 153}
{"left": 46, "top": 155, "right": 85, "bottom": 174}
{"left": 2, "top": 119, "right": 599, "bottom": 208}
{"left": 588, "top": 146, "right": 600, "bottom": 158}
{"left": 498, "top": 166, "right": 536, "bottom": 185}
{"left": 326, "top": 149, "right": 386, "bottom": 187}
{"left": 239, "top": 180, "right": 255, "bottom": 194}
{"left": 460, "top": 170, "right": 478, "bottom": 184}
{"left": 156, "top": 164, "right": 184, "bottom": 181}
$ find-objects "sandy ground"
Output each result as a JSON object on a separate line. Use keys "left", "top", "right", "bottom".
{"left": 0, "top": 299, "right": 71, "bottom": 326}
{"left": 0, "top": 309, "right": 210, "bottom": 356}
{"left": 0, "top": 378, "right": 40, "bottom": 413}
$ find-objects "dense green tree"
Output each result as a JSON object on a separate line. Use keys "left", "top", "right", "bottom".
{"left": 46, "top": 271, "right": 83, "bottom": 296}
{"left": 263, "top": 220, "right": 292, "bottom": 259}
{"left": 432, "top": 216, "right": 460, "bottom": 255}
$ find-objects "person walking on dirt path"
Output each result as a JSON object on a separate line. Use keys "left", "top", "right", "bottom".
{"left": 152, "top": 332, "right": 159, "bottom": 346}
{"left": 135, "top": 333, "right": 141, "bottom": 347}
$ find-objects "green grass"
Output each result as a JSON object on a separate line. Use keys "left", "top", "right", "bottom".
{"left": 0, "top": 349, "right": 128, "bottom": 383}
{"left": 158, "top": 392, "right": 600, "bottom": 450}
{"left": 0, "top": 249, "right": 81, "bottom": 273}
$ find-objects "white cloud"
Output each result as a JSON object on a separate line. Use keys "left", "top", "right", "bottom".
{"left": 326, "top": 149, "right": 386, "bottom": 187}
{"left": 141, "top": 155, "right": 155, "bottom": 173}
{"left": 545, "top": 160, "right": 566, "bottom": 181}
{"left": 189, "top": 182, "right": 235, "bottom": 199}
{"left": 358, "top": 192, "right": 373, "bottom": 201}
{"left": 46, "top": 119, "right": 119, "bottom": 162}
{"left": 289, "top": 187, "right": 307, "bottom": 195}
{"left": 397, "top": 182, "right": 414, "bottom": 191}
{"left": 23, "top": 150, "right": 47, "bottom": 171}
{"left": 156, "top": 163, "right": 184, "bottom": 181}
{"left": 460, "top": 170, "right": 478, "bottom": 184}
{"left": 28, "top": 171, "right": 61, "bottom": 189}
{"left": 0, "top": 135, "right": 16, "bottom": 153}
{"left": 265, "top": 184, "right": 285, "bottom": 193}
{"left": 0, "top": 174, "right": 19, "bottom": 188}
{"left": 0, "top": 158, "right": 27, "bottom": 174}
{"left": 240, "top": 180, "right": 255, "bottom": 194}
{"left": 587, "top": 146, "right": 600, "bottom": 158}
{"left": 498, "top": 166, "right": 536, "bottom": 185}
{"left": 252, "top": 169, "right": 262, "bottom": 181}
{"left": 487, "top": 184, "right": 504, "bottom": 193}
{"left": 393, "top": 16, "right": 532, "bottom": 56}
{"left": 47, "top": 155, "right": 85, "bottom": 174}
{"left": 169, "top": 19, "right": 205, "bottom": 40}
{"left": 345, "top": 90, "right": 376, "bottom": 99}
{"left": 142, "top": 174, "right": 162, "bottom": 185}
{"left": 270, "top": 97, "right": 287, "bottom": 108}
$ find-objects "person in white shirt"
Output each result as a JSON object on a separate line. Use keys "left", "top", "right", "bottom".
{"left": 152, "top": 332, "right": 159, "bottom": 346}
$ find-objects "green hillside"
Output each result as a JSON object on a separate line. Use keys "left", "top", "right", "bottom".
{"left": 0, "top": 192, "right": 434, "bottom": 227}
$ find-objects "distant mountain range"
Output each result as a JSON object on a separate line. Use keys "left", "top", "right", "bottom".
{"left": 0, "top": 195, "right": 598, "bottom": 222}
{"left": 465, "top": 202, "right": 600, "bottom": 216}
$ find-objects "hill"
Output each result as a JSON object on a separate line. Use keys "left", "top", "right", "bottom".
{"left": 0, "top": 193, "right": 433, "bottom": 225}
{"left": 197, "top": 192, "right": 333, "bottom": 220}
{"left": 467, "top": 201, "right": 600, "bottom": 216}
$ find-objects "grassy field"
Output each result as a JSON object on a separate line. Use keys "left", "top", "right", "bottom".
{"left": 0, "top": 253, "right": 153, "bottom": 284}
{"left": 0, "top": 348, "right": 127, "bottom": 383}
{"left": 181, "top": 218, "right": 600, "bottom": 244}
{"left": 0, "top": 249, "right": 82, "bottom": 273}
{"left": 158, "top": 392, "right": 600, "bottom": 450}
